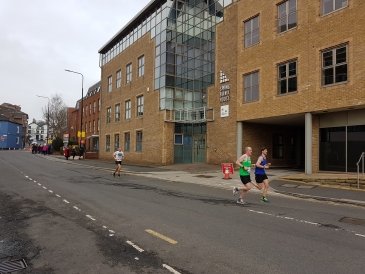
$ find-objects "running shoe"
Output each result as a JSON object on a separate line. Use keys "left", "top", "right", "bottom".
{"left": 113, "top": 172, "right": 115, "bottom": 177}
{"left": 233, "top": 187, "right": 239, "bottom": 195}
{"left": 236, "top": 198, "right": 246, "bottom": 205}
{"left": 261, "top": 196, "right": 269, "bottom": 203}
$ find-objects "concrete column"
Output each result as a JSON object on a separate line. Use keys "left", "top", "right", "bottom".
{"left": 305, "top": 113, "right": 312, "bottom": 175}
{"left": 236, "top": 122, "right": 243, "bottom": 159}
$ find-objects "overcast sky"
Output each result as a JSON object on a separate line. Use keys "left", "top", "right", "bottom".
{"left": 0, "top": 0, "right": 150, "bottom": 121}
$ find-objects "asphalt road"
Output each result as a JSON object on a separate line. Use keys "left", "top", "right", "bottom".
{"left": 0, "top": 151, "right": 364, "bottom": 274}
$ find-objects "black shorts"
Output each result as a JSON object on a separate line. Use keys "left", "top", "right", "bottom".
{"left": 240, "top": 175, "right": 252, "bottom": 185}
{"left": 255, "top": 174, "right": 268, "bottom": 184}
{"left": 115, "top": 161, "right": 122, "bottom": 165}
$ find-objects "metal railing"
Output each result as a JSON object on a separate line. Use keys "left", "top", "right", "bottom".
{"left": 164, "top": 107, "right": 214, "bottom": 123}
{"left": 356, "top": 152, "right": 364, "bottom": 189}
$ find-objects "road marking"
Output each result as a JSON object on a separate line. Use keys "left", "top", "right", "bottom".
{"left": 355, "top": 233, "right": 365, "bottom": 238}
{"left": 73, "top": 206, "right": 81, "bottom": 211}
{"left": 108, "top": 229, "right": 115, "bottom": 234}
{"left": 63, "top": 199, "right": 70, "bottom": 204}
{"left": 42, "top": 186, "right": 47, "bottom": 190}
{"left": 34, "top": 180, "right": 37, "bottom": 183}
{"left": 37, "top": 183, "right": 42, "bottom": 186}
{"left": 145, "top": 229, "right": 178, "bottom": 245}
{"left": 55, "top": 194, "right": 61, "bottom": 198}
{"left": 48, "top": 190, "right": 53, "bottom": 193}
{"left": 126, "top": 241, "right": 144, "bottom": 253}
{"left": 25, "top": 176, "right": 29, "bottom": 178}
{"left": 28, "top": 178, "right": 33, "bottom": 181}
{"left": 102, "top": 225, "right": 108, "bottom": 229}
{"left": 162, "top": 264, "right": 181, "bottom": 274}
{"left": 86, "top": 215, "right": 96, "bottom": 221}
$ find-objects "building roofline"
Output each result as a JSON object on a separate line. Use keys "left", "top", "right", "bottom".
{"left": 98, "top": 0, "right": 165, "bottom": 54}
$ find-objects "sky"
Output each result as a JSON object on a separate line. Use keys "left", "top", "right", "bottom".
{"left": 0, "top": 0, "right": 150, "bottom": 121}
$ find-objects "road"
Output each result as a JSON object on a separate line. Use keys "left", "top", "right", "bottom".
{"left": 0, "top": 151, "right": 364, "bottom": 274}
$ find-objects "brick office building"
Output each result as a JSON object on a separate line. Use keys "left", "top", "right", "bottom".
{"left": 98, "top": 0, "right": 365, "bottom": 173}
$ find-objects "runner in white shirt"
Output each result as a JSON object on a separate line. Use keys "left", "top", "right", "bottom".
{"left": 113, "top": 147, "right": 124, "bottom": 177}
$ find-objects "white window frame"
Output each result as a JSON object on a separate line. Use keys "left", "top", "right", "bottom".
{"left": 125, "top": 100, "right": 131, "bottom": 120}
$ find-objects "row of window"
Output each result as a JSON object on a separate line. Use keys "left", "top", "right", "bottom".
{"left": 105, "top": 131, "right": 143, "bottom": 152}
{"left": 83, "top": 99, "right": 101, "bottom": 117}
{"left": 244, "top": 0, "right": 348, "bottom": 48}
{"left": 107, "top": 56, "right": 145, "bottom": 92}
{"left": 106, "top": 95, "right": 144, "bottom": 123}
{"left": 243, "top": 44, "right": 348, "bottom": 102}
{"left": 84, "top": 119, "right": 100, "bottom": 134}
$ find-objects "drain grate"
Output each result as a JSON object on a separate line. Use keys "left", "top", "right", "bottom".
{"left": 0, "top": 259, "right": 27, "bottom": 273}
{"left": 194, "top": 174, "right": 215, "bottom": 178}
{"left": 339, "top": 217, "right": 365, "bottom": 226}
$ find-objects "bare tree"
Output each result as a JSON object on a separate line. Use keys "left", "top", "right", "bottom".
{"left": 42, "top": 94, "right": 67, "bottom": 139}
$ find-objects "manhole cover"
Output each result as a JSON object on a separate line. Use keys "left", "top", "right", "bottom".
{"left": 280, "top": 184, "right": 298, "bottom": 188}
{"left": 0, "top": 259, "right": 27, "bottom": 273}
{"left": 339, "top": 217, "right": 365, "bottom": 226}
{"left": 194, "top": 175, "right": 215, "bottom": 178}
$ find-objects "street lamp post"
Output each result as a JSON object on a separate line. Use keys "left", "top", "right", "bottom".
{"left": 65, "top": 69, "right": 84, "bottom": 148}
{"left": 37, "top": 95, "right": 50, "bottom": 145}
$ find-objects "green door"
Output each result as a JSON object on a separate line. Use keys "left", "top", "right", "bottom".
{"left": 193, "top": 135, "right": 206, "bottom": 163}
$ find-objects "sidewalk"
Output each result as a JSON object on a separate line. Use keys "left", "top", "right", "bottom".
{"left": 47, "top": 155, "right": 365, "bottom": 207}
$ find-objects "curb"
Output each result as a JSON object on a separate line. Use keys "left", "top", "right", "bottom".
{"left": 274, "top": 190, "right": 365, "bottom": 208}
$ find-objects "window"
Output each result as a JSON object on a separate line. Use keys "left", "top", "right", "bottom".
{"left": 244, "top": 15, "right": 260, "bottom": 48}
{"left": 278, "top": 0, "right": 297, "bottom": 33}
{"left": 273, "top": 135, "right": 284, "bottom": 159}
{"left": 114, "top": 134, "right": 120, "bottom": 150}
{"left": 89, "top": 122, "right": 91, "bottom": 133}
{"left": 116, "top": 69, "right": 122, "bottom": 88}
{"left": 115, "top": 103, "right": 121, "bottom": 122}
{"left": 97, "top": 119, "right": 100, "bottom": 132}
{"left": 85, "top": 106, "right": 88, "bottom": 116}
{"left": 89, "top": 104, "right": 91, "bottom": 115}
{"left": 278, "top": 60, "right": 297, "bottom": 94}
{"left": 126, "top": 63, "right": 132, "bottom": 83}
{"left": 93, "top": 120, "right": 95, "bottom": 133}
{"left": 137, "top": 95, "right": 144, "bottom": 116}
{"left": 322, "top": 44, "right": 347, "bottom": 86}
{"left": 106, "top": 135, "right": 111, "bottom": 152}
{"left": 98, "top": 99, "right": 101, "bottom": 111}
{"left": 138, "top": 55, "right": 145, "bottom": 77}
{"left": 108, "top": 75, "right": 112, "bottom": 92}
{"left": 125, "top": 100, "right": 131, "bottom": 119}
{"left": 244, "top": 71, "right": 259, "bottom": 102}
{"left": 93, "top": 101, "right": 96, "bottom": 113}
{"left": 106, "top": 107, "right": 111, "bottom": 123}
{"left": 136, "top": 131, "right": 143, "bottom": 152}
{"left": 322, "top": 0, "right": 348, "bottom": 15}
{"left": 124, "top": 132, "right": 130, "bottom": 152}
{"left": 174, "top": 134, "right": 183, "bottom": 145}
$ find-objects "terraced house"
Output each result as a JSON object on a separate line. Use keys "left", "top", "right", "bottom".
{"left": 98, "top": 0, "right": 365, "bottom": 174}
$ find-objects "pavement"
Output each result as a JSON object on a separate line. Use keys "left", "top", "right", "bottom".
{"left": 47, "top": 154, "right": 365, "bottom": 208}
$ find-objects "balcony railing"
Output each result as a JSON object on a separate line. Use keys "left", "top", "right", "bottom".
{"left": 164, "top": 107, "right": 214, "bottom": 123}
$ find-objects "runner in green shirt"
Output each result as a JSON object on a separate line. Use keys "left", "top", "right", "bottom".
{"left": 233, "top": 146, "right": 258, "bottom": 205}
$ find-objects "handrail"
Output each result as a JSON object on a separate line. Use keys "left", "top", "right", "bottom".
{"left": 357, "top": 152, "right": 365, "bottom": 189}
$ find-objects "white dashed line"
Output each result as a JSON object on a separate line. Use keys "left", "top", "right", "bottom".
{"left": 55, "top": 194, "right": 61, "bottom": 198}
{"left": 37, "top": 183, "right": 42, "bottom": 186}
{"left": 48, "top": 190, "right": 53, "bottom": 193}
{"left": 86, "top": 215, "right": 96, "bottom": 221}
{"left": 109, "top": 234, "right": 115, "bottom": 237}
{"left": 63, "top": 199, "right": 70, "bottom": 204}
{"left": 102, "top": 225, "right": 108, "bottom": 229}
{"left": 126, "top": 241, "right": 144, "bottom": 253}
{"left": 134, "top": 257, "right": 139, "bottom": 261}
{"left": 34, "top": 180, "right": 37, "bottom": 183}
{"left": 355, "top": 233, "right": 365, "bottom": 238}
{"left": 162, "top": 264, "right": 181, "bottom": 274}
{"left": 108, "top": 229, "right": 115, "bottom": 234}
{"left": 42, "top": 186, "right": 47, "bottom": 190}
{"left": 73, "top": 206, "right": 81, "bottom": 211}
{"left": 25, "top": 176, "right": 29, "bottom": 178}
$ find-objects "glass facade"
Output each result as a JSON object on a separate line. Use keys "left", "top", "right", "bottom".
{"left": 320, "top": 125, "right": 365, "bottom": 172}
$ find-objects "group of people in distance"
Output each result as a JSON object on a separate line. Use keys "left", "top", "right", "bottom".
{"left": 234, "top": 147, "right": 271, "bottom": 205}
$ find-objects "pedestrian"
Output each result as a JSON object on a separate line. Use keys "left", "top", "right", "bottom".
{"left": 113, "top": 147, "right": 124, "bottom": 177}
{"left": 255, "top": 147, "right": 271, "bottom": 203}
{"left": 64, "top": 146, "right": 70, "bottom": 160}
{"left": 42, "top": 144, "right": 48, "bottom": 155}
{"left": 233, "top": 146, "right": 259, "bottom": 205}
{"left": 79, "top": 146, "right": 84, "bottom": 160}
{"left": 71, "top": 146, "right": 76, "bottom": 160}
